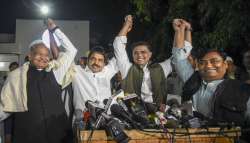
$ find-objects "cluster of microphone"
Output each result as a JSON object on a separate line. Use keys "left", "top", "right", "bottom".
{"left": 74, "top": 90, "right": 238, "bottom": 143}
{"left": 73, "top": 90, "right": 250, "bottom": 143}
{"left": 75, "top": 90, "right": 204, "bottom": 131}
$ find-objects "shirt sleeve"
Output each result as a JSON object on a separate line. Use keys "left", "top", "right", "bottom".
{"left": 105, "top": 57, "right": 119, "bottom": 78}
{"left": 172, "top": 41, "right": 194, "bottom": 82}
{"left": 0, "top": 106, "right": 11, "bottom": 121}
{"left": 72, "top": 67, "right": 87, "bottom": 112}
{"left": 52, "top": 29, "right": 77, "bottom": 85}
{"left": 159, "top": 58, "right": 172, "bottom": 78}
{"left": 113, "top": 36, "right": 132, "bottom": 79}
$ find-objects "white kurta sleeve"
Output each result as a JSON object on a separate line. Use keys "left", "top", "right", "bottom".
{"left": 113, "top": 36, "right": 132, "bottom": 79}
{"left": 52, "top": 29, "right": 77, "bottom": 85}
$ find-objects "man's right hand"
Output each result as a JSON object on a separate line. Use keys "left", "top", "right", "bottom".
{"left": 118, "top": 15, "right": 133, "bottom": 36}
{"left": 124, "top": 15, "right": 133, "bottom": 33}
{"left": 172, "top": 19, "right": 186, "bottom": 31}
{"left": 46, "top": 18, "right": 57, "bottom": 31}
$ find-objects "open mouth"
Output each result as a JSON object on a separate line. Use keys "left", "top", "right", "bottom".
{"left": 204, "top": 69, "right": 217, "bottom": 73}
{"left": 92, "top": 65, "right": 99, "bottom": 68}
{"left": 137, "top": 59, "right": 144, "bottom": 62}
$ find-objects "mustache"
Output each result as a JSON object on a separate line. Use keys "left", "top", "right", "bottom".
{"left": 91, "top": 64, "right": 100, "bottom": 68}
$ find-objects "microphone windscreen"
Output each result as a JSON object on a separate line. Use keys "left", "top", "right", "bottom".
{"left": 166, "top": 98, "right": 180, "bottom": 107}
{"left": 110, "top": 104, "right": 123, "bottom": 116}
{"left": 145, "top": 103, "right": 158, "bottom": 114}
{"left": 103, "top": 99, "right": 108, "bottom": 105}
{"left": 85, "top": 100, "right": 92, "bottom": 109}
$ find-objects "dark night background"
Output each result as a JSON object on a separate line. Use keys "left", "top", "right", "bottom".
{"left": 0, "top": 0, "right": 131, "bottom": 45}
{"left": 0, "top": 0, "right": 250, "bottom": 66}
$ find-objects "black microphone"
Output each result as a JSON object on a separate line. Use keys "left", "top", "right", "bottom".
{"left": 85, "top": 100, "right": 104, "bottom": 120}
{"left": 166, "top": 98, "right": 180, "bottom": 108}
{"left": 85, "top": 100, "right": 99, "bottom": 109}
{"left": 166, "top": 99, "right": 182, "bottom": 119}
{"left": 110, "top": 104, "right": 140, "bottom": 128}
{"left": 103, "top": 99, "right": 108, "bottom": 105}
{"left": 144, "top": 102, "right": 158, "bottom": 114}
{"left": 111, "top": 104, "right": 133, "bottom": 122}
{"left": 117, "top": 98, "right": 129, "bottom": 112}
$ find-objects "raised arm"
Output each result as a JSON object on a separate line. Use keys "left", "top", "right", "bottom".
{"left": 105, "top": 57, "right": 119, "bottom": 78}
{"left": 113, "top": 15, "right": 133, "bottom": 79}
{"left": 47, "top": 19, "right": 77, "bottom": 85}
{"left": 184, "top": 20, "right": 192, "bottom": 44}
{"left": 172, "top": 19, "right": 194, "bottom": 82}
{"left": 173, "top": 19, "right": 185, "bottom": 48}
{"left": 118, "top": 15, "right": 133, "bottom": 36}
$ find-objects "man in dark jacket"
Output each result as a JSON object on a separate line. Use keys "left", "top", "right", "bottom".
{"left": 172, "top": 18, "right": 250, "bottom": 127}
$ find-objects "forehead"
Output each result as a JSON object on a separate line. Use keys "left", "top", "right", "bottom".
{"left": 133, "top": 45, "right": 151, "bottom": 53}
{"left": 89, "top": 52, "right": 105, "bottom": 59}
{"left": 201, "top": 51, "right": 223, "bottom": 60}
{"left": 31, "top": 44, "right": 49, "bottom": 53}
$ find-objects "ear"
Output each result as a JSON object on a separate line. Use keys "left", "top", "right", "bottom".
{"left": 223, "top": 60, "right": 228, "bottom": 69}
{"left": 28, "top": 53, "right": 32, "bottom": 61}
{"left": 149, "top": 51, "right": 152, "bottom": 58}
{"left": 194, "top": 59, "right": 198, "bottom": 70}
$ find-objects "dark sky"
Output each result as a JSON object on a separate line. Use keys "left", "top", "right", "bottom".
{"left": 0, "top": 0, "right": 131, "bottom": 45}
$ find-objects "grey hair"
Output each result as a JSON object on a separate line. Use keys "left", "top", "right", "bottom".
{"left": 28, "top": 40, "right": 48, "bottom": 51}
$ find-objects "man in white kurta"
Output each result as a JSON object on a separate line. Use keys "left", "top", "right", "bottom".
{"left": 72, "top": 48, "right": 118, "bottom": 113}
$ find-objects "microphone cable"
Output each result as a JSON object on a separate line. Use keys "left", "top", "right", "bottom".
{"left": 87, "top": 93, "right": 118, "bottom": 143}
{"left": 171, "top": 126, "right": 177, "bottom": 143}
{"left": 140, "top": 127, "right": 245, "bottom": 136}
{"left": 155, "top": 113, "right": 172, "bottom": 143}
{"left": 185, "top": 127, "right": 192, "bottom": 143}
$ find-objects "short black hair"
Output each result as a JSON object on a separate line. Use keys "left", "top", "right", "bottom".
{"left": 189, "top": 48, "right": 198, "bottom": 59}
{"left": 80, "top": 56, "right": 88, "bottom": 60}
{"left": 9, "top": 62, "right": 19, "bottom": 70}
{"left": 24, "top": 55, "right": 29, "bottom": 62}
{"left": 88, "top": 46, "right": 108, "bottom": 64}
{"left": 196, "top": 48, "right": 227, "bottom": 61}
{"left": 131, "top": 41, "right": 152, "bottom": 52}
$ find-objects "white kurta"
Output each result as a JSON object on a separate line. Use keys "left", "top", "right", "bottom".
{"left": 72, "top": 58, "right": 118, "bottom": 111}
{"left": 113, "top": 36, "right": 172, "bottom": 103}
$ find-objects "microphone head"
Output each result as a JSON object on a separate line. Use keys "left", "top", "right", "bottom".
{"left": 145, "top": 103, "right": 158, "bottom": 114}
{"left": 103, "top": 99, "right": 108, "bottom": 105}
{"left": 110, "top": 104, "right": 134, "bottom": 122}
{"left": 110, "top": 104, "right": 123, "bottom": 116}
{"left": 166, "top": 98, "right": 180, "bottom": 107}
{"left": 85, "top": 100, "right": 95, "bottom": 109}
{"left": 111, "top": 104, "right": 143, "bottom": 129}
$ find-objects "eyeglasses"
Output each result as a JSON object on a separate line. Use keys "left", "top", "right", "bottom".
{"left": 198, "top": 58, "right": 224, "bottom": 65}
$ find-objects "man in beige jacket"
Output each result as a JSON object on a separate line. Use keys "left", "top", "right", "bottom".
{"left": 0, "top": 19, "right": 77, "bottom": 143}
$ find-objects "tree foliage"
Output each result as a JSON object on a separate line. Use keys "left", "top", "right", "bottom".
{"left": 130, "top": 0, "right": 250, "bottom": 65}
